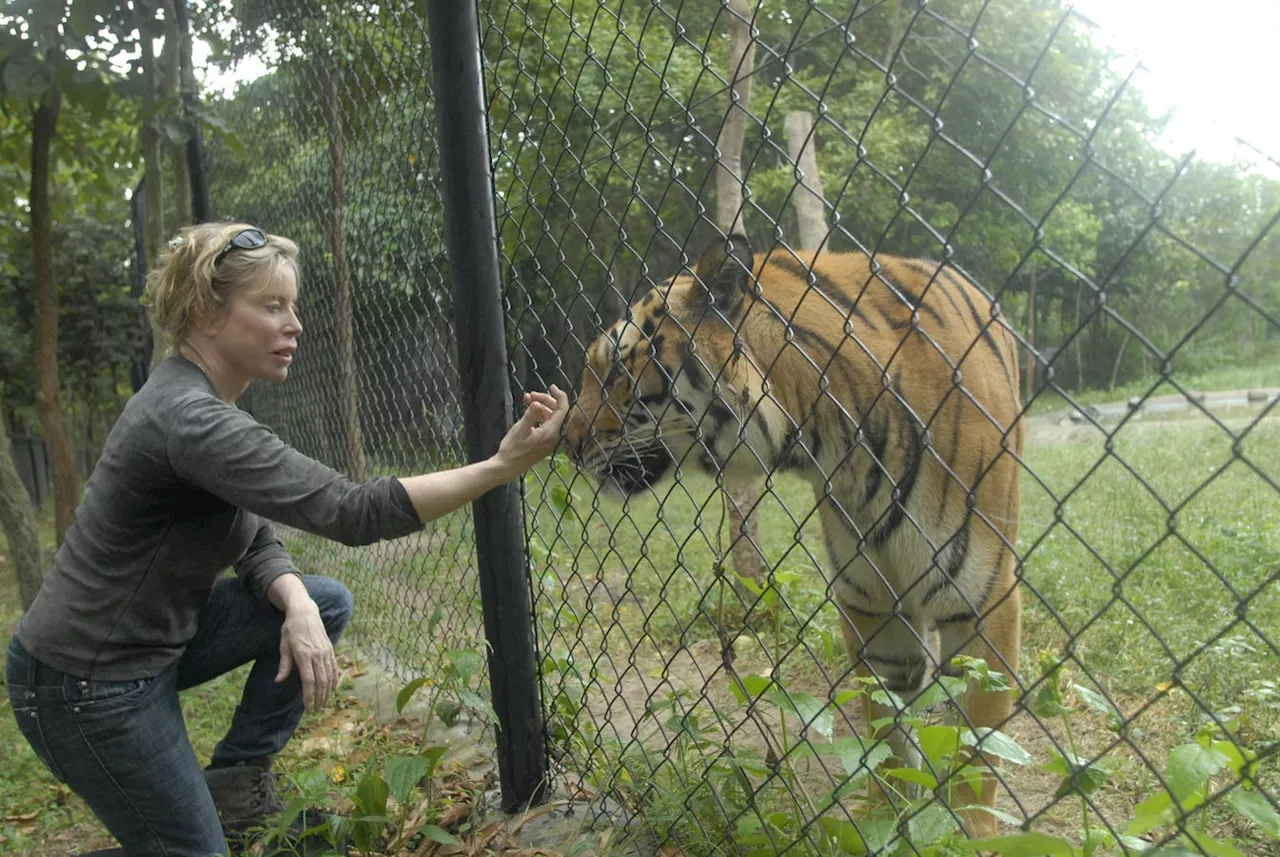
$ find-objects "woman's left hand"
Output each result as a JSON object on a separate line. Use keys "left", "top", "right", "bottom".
{"left": 276, "top": 602, "right": 339, "bottom": 713}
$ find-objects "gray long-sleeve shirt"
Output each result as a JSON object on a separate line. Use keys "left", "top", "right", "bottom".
{"left": 15, "top": 355, "right": 424, "bottom": 680}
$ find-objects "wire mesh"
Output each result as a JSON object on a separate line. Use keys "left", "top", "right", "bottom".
{"left": 205, "top": 0, "right": 491, "bottom": 727}
{"left": 481, "top": 0, "right": 1279, "bottom": 854}
{"left": 207, "top": 0, "right": 1280, "bottom": 853}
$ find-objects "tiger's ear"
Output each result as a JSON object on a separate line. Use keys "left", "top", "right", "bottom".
{"left": 694, "top": 233, "right": 755, "bottom": 305}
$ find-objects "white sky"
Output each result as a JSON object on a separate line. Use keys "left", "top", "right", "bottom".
{"left": 191, "top": 1, "right": 1279, "bottom": 166}
{"left": 1069, "top": 0, "right": 1279, "bottom": 165}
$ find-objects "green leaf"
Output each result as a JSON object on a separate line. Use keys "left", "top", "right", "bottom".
{"left": 384, "top": 754, "right": 434, "bottom": 805}
{"left": 961, "top": 728, "right": 1033, "bottom": 766}
{"left": 458, "top": 688, "right": 499, "bottom": 723}
{"left": 1181, "top": 827, "right": 1246, "bottom": 857}
{"left": 1226, "top": 786, "right": 1280, "bottom": 837}
{"left": 445, "top": 649, "right": 485, "bottom": 683}
{"left": 1044, "top": 750, "right": 1112, "bottom": 799}
{"left": 956, "top": 831, "right": 1077, "bottom": 855}
{"left": 766, "top": 689, "right": 833, "bottom": 740}
{"left": 835, "top": 738, "right": 894, "bottom": 779}
{"left": 907, "top": 804, "right": 960, "bottom": 845}
{"left": 818, "top": 817, "right": 868, "bottom": 854}
{"left": 1166, "top": 744, "right": 1229, "bottom": 804}
{"left": 917, "top": 725, "right": 962, "bottom": 766}
{"left": 1126, "top": 791, "right": 1174, "bottom": 835}
{"left": 884, "top": 766, "right": 938, "bottom": 791}
{"left": 353, "top": 769, "right": 390, "bottom": 818}
{"left": 396, "top": 677, "right": 429, "bottom": 713}
{"left": 418, "top": 824, "right": 462, "bottom": 846}
{"left": 1073, "top": 683, "right": 1124, "bottom": 731}
{"left": 730, "top": 674, "right": 775, "bottom": 705}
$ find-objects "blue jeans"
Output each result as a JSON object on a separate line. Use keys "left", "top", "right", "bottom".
{"left": 6, "top": 574, "right": 354, "bottom": 857}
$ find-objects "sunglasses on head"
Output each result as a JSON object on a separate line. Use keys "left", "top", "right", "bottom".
{"left": 213, "top": 227, "right": 267, "bottom": 267}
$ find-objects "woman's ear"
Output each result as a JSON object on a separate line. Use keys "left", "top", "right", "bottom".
{"left": 190, "top": 305, "right": 226, "bottom": 339}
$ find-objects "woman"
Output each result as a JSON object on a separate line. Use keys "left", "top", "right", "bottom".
{"left": 5, "top": 222, "right": 569, "bottom": 856}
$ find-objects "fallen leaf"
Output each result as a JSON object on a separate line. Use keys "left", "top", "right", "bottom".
{"left": 3, "top": 811, "right": 39, "bottom": 823}
{"left": 659, "top": 846, "right": 688, "bottom": 856}
{"left": 435, "top": 799, "right": 472, "bottom": 831}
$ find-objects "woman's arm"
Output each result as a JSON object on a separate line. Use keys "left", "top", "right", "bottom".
{"left": 397, "top": 386, "right": 569, "bottom": 523}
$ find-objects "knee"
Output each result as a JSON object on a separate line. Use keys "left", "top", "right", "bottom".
{"left": 304, "top": 576, "right": 354, "bottom": 635}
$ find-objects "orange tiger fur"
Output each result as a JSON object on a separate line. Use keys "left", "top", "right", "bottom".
{"left": 563, "top": 234, "right": 1024, "bottom": 837}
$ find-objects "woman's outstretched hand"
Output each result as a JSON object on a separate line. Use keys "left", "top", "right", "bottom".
{"left": 397, "top": 384, "right": 571, "bottom": 524}
{"left": 494, "top": 384, "right": 570, "bottom": 477}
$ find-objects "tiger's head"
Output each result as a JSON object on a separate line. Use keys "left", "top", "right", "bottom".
{"left": 564, "top": 234, "right": 760, "bottom": 498}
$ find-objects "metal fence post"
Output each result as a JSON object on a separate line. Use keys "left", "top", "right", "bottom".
{"left": 424, "top": 0, "right": 548, "bottom": 813}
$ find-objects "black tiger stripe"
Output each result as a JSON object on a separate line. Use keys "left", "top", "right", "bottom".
{"left": 898, "top": 259, "right": 965, "bottom": 319}
{"left": 920, "top": 513, "right": 972, "bottom": 605}
{"left": 770, "top": 256, "right": 878, "bottom": 331}
{"left": 875, "top": 266, "right": 946, "bottom": 327}
{"left": 936, "top": 404, "right": 965, "bottom": 523}
{"left": 876, "top": 304, "right": 908, "bottom": 330}
{"left": 790, "top": 324, "right": 865, "bottom": 424}
{"left": 868, "top": 389, "right": 923, "bottom": 548}
{"left": 707, "top": 399, "right": 735, "bottom": 431}
{"left": 862, "top": 415, "right": 890, "bottom": 505}
{"left": 917, "top": 260, "right": 1016, "bottom": 392}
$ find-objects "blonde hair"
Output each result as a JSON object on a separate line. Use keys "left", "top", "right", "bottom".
{"left": 143, "top": 221, "right": 300, "bottom": 355}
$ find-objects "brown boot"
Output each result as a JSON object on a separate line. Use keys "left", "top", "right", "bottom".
{"left": 203, "top": 757, "right": 286, "bottom": 845}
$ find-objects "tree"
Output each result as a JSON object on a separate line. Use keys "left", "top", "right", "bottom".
{"left": 0, "top": 387, "right": 44, "bottom": 609}
{"left": 714, "top": 0, "right": 767, "bottom": 591}
{"left": 2, "top": 0, "right": 137, "bottom": 541}
{"left": 0, "top": 6, "right": 82, "bottom": 544}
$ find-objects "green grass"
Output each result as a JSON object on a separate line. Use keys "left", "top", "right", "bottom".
{"left": 1027, "top": 356, "right": 1280, "bottom": 415}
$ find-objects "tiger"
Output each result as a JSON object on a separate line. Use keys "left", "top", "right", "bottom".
{"left": 562, "top": 233, "right": 1025, "bottom": 838}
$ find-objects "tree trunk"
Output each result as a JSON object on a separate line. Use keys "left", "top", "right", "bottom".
{"left": 882, "top": 0, "right": 905, "bottom": 68}
{"left": 173, "top": 0, "right": 210, "bottom": 222}
{"left": 324, "top": 64, "right": 367, "bottom": 482}
{"left": 714, "top": 0, "right": 756, "bottom": 237}
{"left": 0, "top": 402, "right": 44, "bottom": 610}
{"left": 134, "top": 2, "right": 167, "bottom": 369}
{"left": 715, "top": 0, "right": 766, "bottom": 590}
{"left": 1024, "top": 266, "right": 1037, "bottom": 402}
{"left": 162, "top": 1, "right": 192, "bottom": 228}
{"left": 784, "top": 111, "right": 828, "bottom": 250}
{"left": 1073, "top": 281, "right": 1083, "bottom": 389}
{"left": 31, "top": 81, "right": 80, "bottom": 546}
{"left": 1109, "top": 330, "right": 1131, "bottom": 391}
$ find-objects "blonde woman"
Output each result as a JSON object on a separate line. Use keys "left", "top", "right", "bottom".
{"left": 5, "top": 222, "right": 567, "bottom": 856}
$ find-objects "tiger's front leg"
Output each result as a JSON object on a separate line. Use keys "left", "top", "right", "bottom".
{"left": 837, "top": 605, "right": 931, "bottom": 789}
{"left": 936, "top": 564, "right": 1022, "bottom": 840}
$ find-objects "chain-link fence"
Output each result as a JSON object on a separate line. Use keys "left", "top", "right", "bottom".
{"left": 207, "top": 0, "right": 1278, "bottom": 854}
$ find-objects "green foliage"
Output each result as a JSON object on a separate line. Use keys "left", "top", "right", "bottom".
{"left": 0, "top": 214, "right": 143, "bottom": 425}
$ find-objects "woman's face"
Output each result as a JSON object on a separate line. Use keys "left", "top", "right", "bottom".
{"left": 208, "top": 265, "right": 302, "bottom": 385}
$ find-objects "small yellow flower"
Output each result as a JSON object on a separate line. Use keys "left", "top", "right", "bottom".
{"left": 1155, "top": 681, "right": 1174, "bottom": 693}
{"left": 330, "top": 764, "right": 347, "bottom": 784}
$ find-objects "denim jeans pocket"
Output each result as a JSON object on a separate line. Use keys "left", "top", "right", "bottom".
{"left": 64, "top": 675, "right": 156, "bottom": 716}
